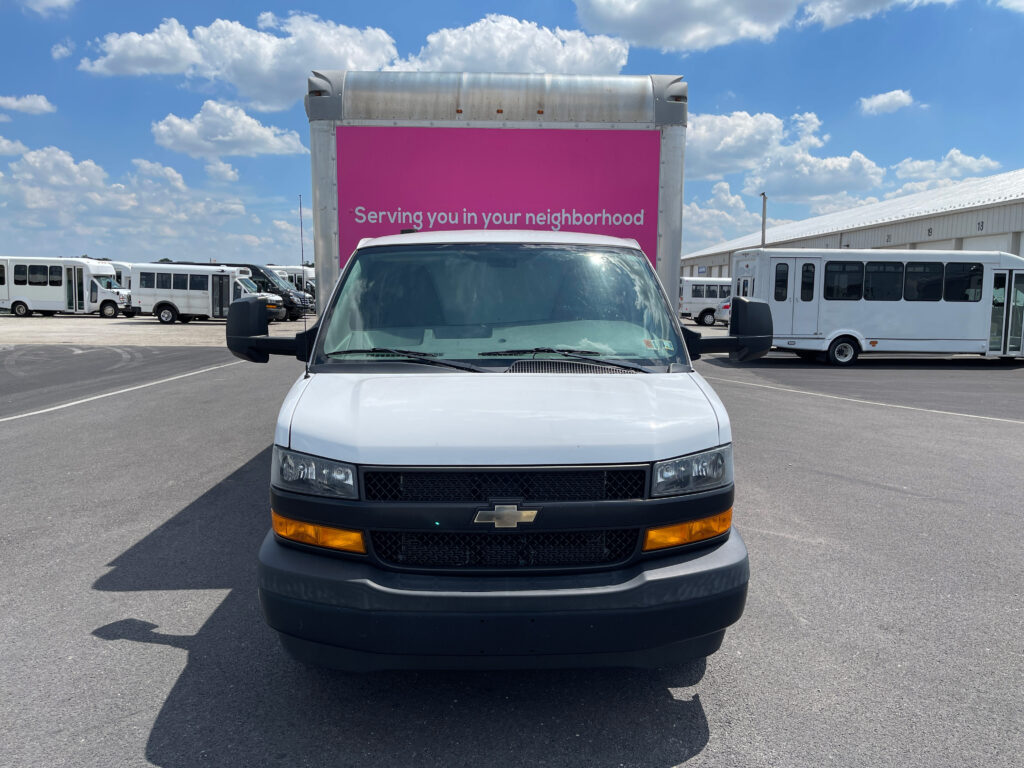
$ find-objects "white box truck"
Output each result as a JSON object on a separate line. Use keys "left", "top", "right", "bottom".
{"left": 226, "top": 71, "right": 773, "bottom": 671}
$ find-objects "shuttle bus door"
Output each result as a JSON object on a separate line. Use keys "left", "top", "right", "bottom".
{"left": 990, "top": 271, "right": 1009, "bottom": 354}
{"left": 1004, "top": 271, "right": 1024, "bottom": 356}
{"left": 212, "top": 274, "right": 230, "bottom": 318}
{"left": 65, "top": 267, "right": 84, "bottom": 312}
{"left": 792, "top": 258, "right": 820, "bottom": 336}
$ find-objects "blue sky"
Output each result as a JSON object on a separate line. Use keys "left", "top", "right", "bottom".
{"left": 1, "top": 0, "right": 1022, "bottom": 263}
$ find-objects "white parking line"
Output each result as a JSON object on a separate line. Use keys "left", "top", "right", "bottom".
{"left": 703, "top": 375, "right": 1024, "bottom": 425}
{"left": 0, "top": 361, "right": 243, "bottom": 423}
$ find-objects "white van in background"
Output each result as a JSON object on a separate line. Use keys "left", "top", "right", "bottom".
{"left": 131, "top": 263, "right": 286, "bottom": 324}
{"left": 680, "top": 277, "right": 732, "bottom": 326}
{"left": 268, "top": 265, "right": 315, "bottom": 294}
{"left": 0, "top": 256, "right": 132, "bottom": 318}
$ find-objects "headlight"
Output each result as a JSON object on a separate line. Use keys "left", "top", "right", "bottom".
{"left": 271, "top": 446, "right": 358, "bottom": 499}
{"left": 652, "top": 444, "right": 733, "bottom": 497}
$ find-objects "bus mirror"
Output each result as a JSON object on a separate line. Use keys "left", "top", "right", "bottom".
{"left": 226, "top": 296, "right": 298, "bottom": 363}
{"left": 727, "top": 297, "right": 772, "bottom": 361}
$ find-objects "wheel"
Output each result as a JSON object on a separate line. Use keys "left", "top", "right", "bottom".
{"left": 178, "top": 315, "right": 192, "bottom": 324}
{"left": 156, "top": 305, "right": 178, "bottom": 324}
{"left": 698, "top": 310, "right": 716, "bottom": 326}
{"left": 11, "top": 302, "right": 31, "bottom": 317}
{"left": 100, "top": 301, "right": 118, "bottom": 318}
{"left": 827, "top": 336, "right": 859, "bottom": 366}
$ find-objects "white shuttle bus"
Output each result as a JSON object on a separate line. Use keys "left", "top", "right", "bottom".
{"left": 679, "top": 276, "right": 733, "bottom": 326}
{"left": 731, "top": 247, "right": 1024, "bottom": 365}
{"left": 131, "top": 263, "right": 286, "bottom": 324}
{"left": 110, "top": 261, "right": 133, "bottom": 290}
{"left": 268, "top": 265, "right": 315, "bottom": 293}
{"left": 0, "top": 256, "right": 132, "bottom": 318}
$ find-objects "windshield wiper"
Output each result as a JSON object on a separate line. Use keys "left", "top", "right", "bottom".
{"left": 325, "top": 348, "right": 488, "bottom": 372}
{"left": 478, "top": 347, "right": 652, "bottom": 373}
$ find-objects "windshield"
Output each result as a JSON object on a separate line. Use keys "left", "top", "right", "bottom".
{"left": 238, "top": 277, "right": 260, "bottom": 293}
{"left": 93, "top": 274, "right": 121, "bottom": 290}
{"left": 315, "top": 243, "right": 686, "bottom": 369}
{"left": 262, "top": 270, "right": 293, "bottom": 293}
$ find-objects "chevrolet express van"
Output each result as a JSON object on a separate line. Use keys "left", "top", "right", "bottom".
{"left": 227, "top": 230, "right": 771, "bottom": 670}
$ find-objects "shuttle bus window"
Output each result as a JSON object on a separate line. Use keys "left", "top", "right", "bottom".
{"left": 774, "top": 263, "right": 789, "bottom": 301}
{"left": 824, "top": 261, "right": 863, "bottom": 300}
{"left": 0, "top": 265, "right": 5, "bottom": 286}
{"left": 139, "top": 272, "right": 155, "bottom": 289}
{"left": 156, "top": 272, "right": 172, "bottom": 290}
{"left": 90, "top": 280, "right": 98, "bottom": 302}
{"left": 943, "top": 263, "right": 983, "bottom": 302}
{"left": 233, "top": 282, "right": 242, "bottom": 300}
{"left": 691, "top": 284, "right": 704, "bottom": 298}
{"left": 190, "top": 274, "right": 209, "bottom": 291}
{"left": 14, "top": 264, "right": 26, "bottom": 285}
{"left": 706, "top": 285, "right": 718, "bottom": 299}
{"left": 904, "top": 262, "right": 943, "bottom": 301}
{"left": 49, "top": 266, "right": 63, "bottom": 286}
{"left": 800, "top": 264, "right": 814, "bottom": 301}
{"left": 29, "top": 265, "right": 48, "bottom": 286}
{"left": 173, "top": 273, "right": 188, "bottom": 291}
{"left": 864, "top": 262, "right": 903, "bottom": 301}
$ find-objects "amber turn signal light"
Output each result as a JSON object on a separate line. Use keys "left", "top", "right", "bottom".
{"left": 271, "top": 510, "right": 366, "bottom": 554}
{"left": 643, "top": 509, "right": 733, "bottom": 551}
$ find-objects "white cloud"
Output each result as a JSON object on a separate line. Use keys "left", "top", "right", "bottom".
{"left": 996, "top": 0, "right": 1024, "bottom": 10}
{"left": 131, "top": 158, "right": 186, "bottom": 191}
{"left": 21, "top": 0, "right": 76, "bottom": 16}
{"left": 391, "top": 14, "right": 627, "bottom": 73}
{"left": 800, "top": 0, "right": 958, "bottom": 28}
{"left": 0, "top": 115, "right": 11, "bottom": 123}
{"left": 5, "top": 146, "right": 136, "bottom": 213}
{"left": 743, "top": 147, "right": 885, "bottom": 200}
{"left": 687, "top": 112, "right": 786, "bottom": 179}
{"left": 575, "top": 0, "right": 959, "bottom": 51}
{"left": 152, "top": 100, "right": 307, "bottom": 158}
{"left": 51, "top": 39, "right": 75, "bottom": 60}
{"left": 80, "top": 14, "right": 396, "bottom": 111}
{"left": 859, "top": 89, "right": 914, "bottom": 115}
{"left": 205, "top": 159, "right": 239, "bottom": 182}
{"left": 891, "top": 148, "right": 1000, "bottom": 180}
{"left": 0, "top": 136, "right": 29, "bottom": 155}
{"left": 0, "top": 95, "right": 57, "bottom": 114}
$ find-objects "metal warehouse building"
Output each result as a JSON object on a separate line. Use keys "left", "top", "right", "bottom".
{"left": 681, "top": 167, "right": 1024, "bottom": 277}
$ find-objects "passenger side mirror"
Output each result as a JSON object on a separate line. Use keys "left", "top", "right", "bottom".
{"left": 226, "top": 296, "right": 316, "bottom": 363}
{"left": 684, "top": 297, "right": 773, "bottom": 363}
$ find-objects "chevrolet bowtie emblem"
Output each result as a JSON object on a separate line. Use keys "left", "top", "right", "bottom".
{"left": 473, "top": 504, "right": 538, "bottom": 528}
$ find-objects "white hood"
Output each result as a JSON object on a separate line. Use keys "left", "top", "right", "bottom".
{"left": 282, "top": 371, "right": 726, "bottom": 466}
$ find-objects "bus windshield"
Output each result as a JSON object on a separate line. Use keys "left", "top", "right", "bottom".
{"left": 93, "top": 275, "right": 121, "bottom": 290}
{"left": 238, "top": 277, "right": 260, "bottom": 293}
{"left": 316, "top": 243, "right": 686, "bottom": 369}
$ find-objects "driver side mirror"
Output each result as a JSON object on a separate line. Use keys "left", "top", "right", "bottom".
{"left": 226, "top": 296, "right": 317, "bottom": 363}
{"left": 683, "top": 296, "right": 773, "bottom": 362}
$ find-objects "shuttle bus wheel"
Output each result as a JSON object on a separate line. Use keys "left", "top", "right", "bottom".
{"left": 100, "top": 301, "right": 118, "bottom": 318}
{"left": 827, "top": 337, "right": 859, "bottom": 366}
{"left": 12, "top": 302, "right": 31, "bottom": 317}
{"left": 698, "top": 310, "right": 716, "bottom": 326}
{"left": 156, "top": 305, "right": 178, "bottom": 324}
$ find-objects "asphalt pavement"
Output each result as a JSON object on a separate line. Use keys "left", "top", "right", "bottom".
{"left": 0, "top": 345, "right": 1021, "bottom": 767}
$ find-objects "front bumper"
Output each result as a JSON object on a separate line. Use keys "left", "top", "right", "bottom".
{"left": 258, "top": 528, "right": 748, "bottom": 670}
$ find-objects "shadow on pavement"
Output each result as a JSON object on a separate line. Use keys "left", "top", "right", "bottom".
{"left": 93, "top": 448, "right": 711, "bottom": 768}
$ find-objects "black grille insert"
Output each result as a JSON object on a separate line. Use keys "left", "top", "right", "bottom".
{"left": 371, "top": 529, "right": 639, "bottom": 570}
{"left": 363, "top": 469, "right": 646, "bottom": 503}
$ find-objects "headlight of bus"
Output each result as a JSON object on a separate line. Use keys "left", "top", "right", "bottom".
{"left": 652, "top": 445, "right": 733, "bottom": 497}
{"left": 271, "top": 446, "right": 358, "bottom": 499}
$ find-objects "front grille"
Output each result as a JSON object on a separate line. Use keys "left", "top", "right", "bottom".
{"left": 371, "top": 529, "right": 638, "bottom": 570}
{"left": 363, "top": 468, "right": 646, "bottom": 503}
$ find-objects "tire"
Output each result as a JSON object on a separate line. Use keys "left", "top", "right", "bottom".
{"left": 827, "top": 336, "right": 859, "bottom": 366}
{"left": 11, "top": 302, "right": 31, "bottom": 317}
{"left": 156, "top": 305, "right": 178, "bottom": 324}
{"left": 100, "top": 301, "right": 118, "bottom": 318}
{"left": 178, "top": 315, "right": 192, "bottom": 324}
{"left": 698, "top": 310, "right": 716, "bottom": 326}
